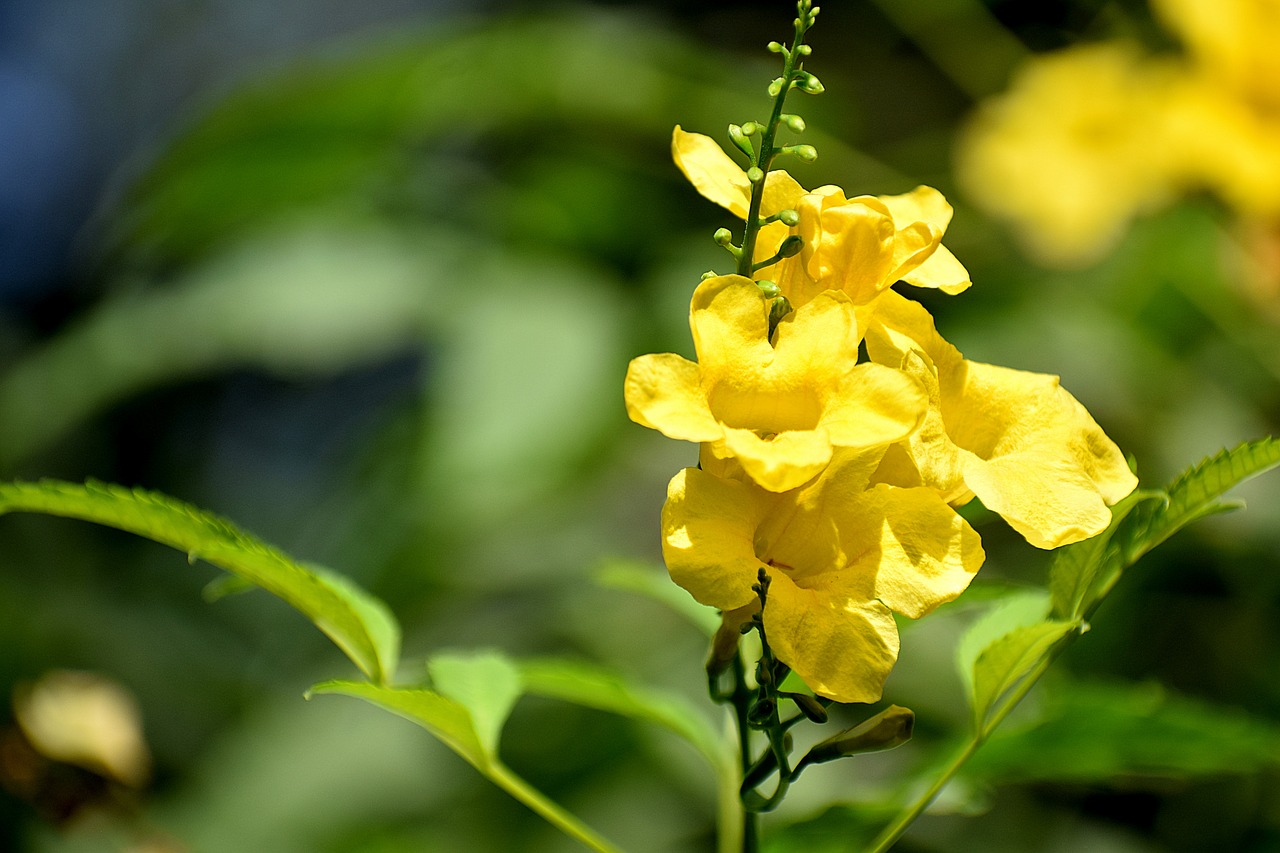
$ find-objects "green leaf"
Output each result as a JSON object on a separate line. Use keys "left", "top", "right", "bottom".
{"left": 965, "top": 679, "right": 1280, "bottom": 784}
{"left": 308, "top": 680, "right": 486, "bottom": 768}
{"left": 427, "top": 650, "right": 523, "bottom": 757}
{"left": 1130, "top": 436, "right": 1280, "bottom": 559}
{"left": 517, "top": 658, "right": 726, "bottom": 772}
{"left": 594, "top": 558, "right": 720, "bottom": 637}
{"left": 956, "top": 589, "right": 1050, "bottom": 707}
{"left": 1049, "top": 489, "right": 1163, "bottom": 620}
{"left": 970, "top": 620, "right": 1078, "bottom": 732}
{"left": 0, "top": 479, "right": 399, "bottom": 684}
{"left": 1071, "top": 437, "right": 1280, "bottom": 618}
{"left": 310, "top": 679, "right": 625, "bottom": 853}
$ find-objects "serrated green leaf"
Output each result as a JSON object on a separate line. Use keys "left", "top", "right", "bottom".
{"left": 427, "top": 650, "right": 523, "bottom": 757}
{"left": 0, "top": 479, "right": 399, "bottom": 684}
{"left": 594, "top": 558, "right": 720, "bottom": 637}
{"left": 1081, "top": 437, "right": 1280, "bottom": 617}
{"left": 965, "top": 679, "right": 1280, "bottom": 784}
{"left": 956, "top": 589, "right": 1050, "bottom": 706}
{"left": 517, "top": 657, "right": 726, "bottom": 773}
{"left": 1049, "top": 490, "right": 1163, "bottom": 620}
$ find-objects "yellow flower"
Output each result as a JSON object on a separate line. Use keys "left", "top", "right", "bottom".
{"left": 672, "top": 127, "right": 970, "bottom": 306}
{"left": 662, "top": 449, "right": 983, "bottom": 703}
{"left": 957, "top": 43, "right": 1182, "bottom": 266}
{"left": 625, "top": 274, "right": 926, "bottom": 492}
{"left": 864, "top": 291, "right": 1138, "bottom": 549}
{"left": 1153, "top": 0, "right": 1280, "bottom": 112}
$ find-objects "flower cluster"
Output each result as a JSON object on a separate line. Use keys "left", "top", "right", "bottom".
{"left": 959, "top": 0, "right": 1280, "bottom": 267}
{"left": 625, "top": 124, "right": 1137, "bottom": 704}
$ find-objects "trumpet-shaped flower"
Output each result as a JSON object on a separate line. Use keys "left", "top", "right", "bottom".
{"left": 864, "top": 291, "right": 1138, "bottom": 549}
{"left": 625, "top": 274, "right": 926, "bottom": 492}
{"left": 662, "top": 449, "right": 984, "bottom": 703}
{"left": 672, "top": 127, "right": 970, "bottom": 305}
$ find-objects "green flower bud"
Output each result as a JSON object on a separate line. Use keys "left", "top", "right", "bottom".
{"left": 800, "top": 705, "right": 915, "bottom": 768}
{"left": 713, "top": 228, "right": 735, "bottom": 246}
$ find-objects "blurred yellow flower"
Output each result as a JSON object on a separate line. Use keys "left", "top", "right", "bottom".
{"left": 672, "top": 127, "right": 971, "bottom": 306}
{"left": 957, "top": 43, "right": 1181, "bottom": 266}
{"left": 662, "top": 449, "right": 983, "bottom": 703}
{"left": 625, "top": 274, "right": 926, "bottom": 492}
{"left": 864, "top": 291, "right": 1138, "bottom": 549}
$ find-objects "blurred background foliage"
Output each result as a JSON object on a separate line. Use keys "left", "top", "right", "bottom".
{"left": 1, "top": 0, "right": 1279, "bottom": 851}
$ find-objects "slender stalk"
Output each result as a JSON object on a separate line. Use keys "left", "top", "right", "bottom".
{"left": 865, "top": 656, "right": 1057, "bottom": 853}
{"left": 488, "top": 761, "right": 627, "bottom": 853}
{"left": 730, "top": 651, "right": 761, "bottom": 852}
{"left": 735, "top": 11, "right": 815, "bottom": 279}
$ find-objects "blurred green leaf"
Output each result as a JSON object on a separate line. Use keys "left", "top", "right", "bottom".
{"left": 594, "top": 558, "right": 720, "bottom": 637}
{"left": 0, "top": 221, "right": 443, "bottom": 470}
{"left": 427, "top": 650, "right": 523, "bottom": 757}
{"left": 517, "top": 657, "right": 726, "bottom": 772}
{"left": 965, "top": 680, "right": 1280, "bottom": 784}
{"left": 0, "top": 479, "right": 400, "bottom": 684}
{"left": 308, "top": 681, "right": 486, "bottom": 768}
{"left": 310, "top": 678, "right": 625, "bottom": 853}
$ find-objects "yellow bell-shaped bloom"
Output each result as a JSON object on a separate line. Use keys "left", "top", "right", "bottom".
{"left": 625, "top": 274, "right": 926, "bottom": 492}
{"left": 864, "top": 291, "right": 1138, "bottom": 549}
{"left": 672, "top": 126, "right": 971, "bottom": 305}
{"left": 662, "top": 448, "right": 983, "bottom": 703}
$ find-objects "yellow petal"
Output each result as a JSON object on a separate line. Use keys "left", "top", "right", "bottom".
{"left": 819, "top": 362, "right": 928, "bottom": 451}
{"left": 672, "top": 126, "right": 752, "bottom": 218}
{"left": 866, "top": 291, "right": 1137, "bottom": 546}
{"left": 886, "top": 220, "right": 942, "bottom": 286}
{"left": 723, "top": 427, "right": 832, "bottom": 493}
{"left": 689, "top": 275, "right": 772, "bottom": 377}
{"left": 661, "top": 467, "right": 770, "bottom": 610}
{"left": 803, "top": 196, "right": 898, "bottom": 304}
{"left": 671, "top": 126, "right": 807, "bottom": 220}
{"left": 844, "top": 485, "right": 984, "bottom": 619}
{"left": 902, "top": 243, "right": 972, "bottom": 295}
{"left": 877, "top": 185, "right": 955, "bottom": 231}
{"left": 954, "top": 361, "right": 1138, "bottom": 548}
{"left": 763, "top": 573, "right": 899, "bottom": 704}
{"left": 624, "top": 352, "right": 721, "bottom": 441}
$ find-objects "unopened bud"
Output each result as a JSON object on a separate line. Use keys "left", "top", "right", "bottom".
{"left": 767, "top": 41, "right": 785, "bottom": 54}
{"left": 741, "top": 121, "right": 761, "bottom": 136}
{"left": 801, "top": 705, "right": 915, "bottom": 767}
{"left": 768, "top": 77, "right": 785, "bottom": 97}
{"left": 746, "top": 166, "right": 765, "bottom": 184}
{"left": 713, "top": 228, "right": 734, "bottom": 246}
{"left": 706, "top": 620, "right": 741, "bottom": 678}
{"left": 756, "top": 280, "right": 781, "bottom": 299}
{"left": 782, "top": 114, "right": 806, "bottom": 134}
{"left": 779, "top": 235, "right": 803, "bottom": 258}
{"left": 778, "top": 209, "right": 800, "bottom": 227}
{"left": 701, "top": 270, "right": 718, "bottom": 281}
{"left": 786, "top": 692, "right": 829, "bottom": 723}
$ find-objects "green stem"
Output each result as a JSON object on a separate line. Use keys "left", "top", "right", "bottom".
{"left": 488, "top": 761, "right": 627, "bottom": 853}
{"left": 735, "top": 18, "right": 813, "bottom": 278}
{"left": 730, "top": 652, "right": 761, "bottom": 852}
{"left": 865, "top": 655, "right": 1057, "bottom": 853}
